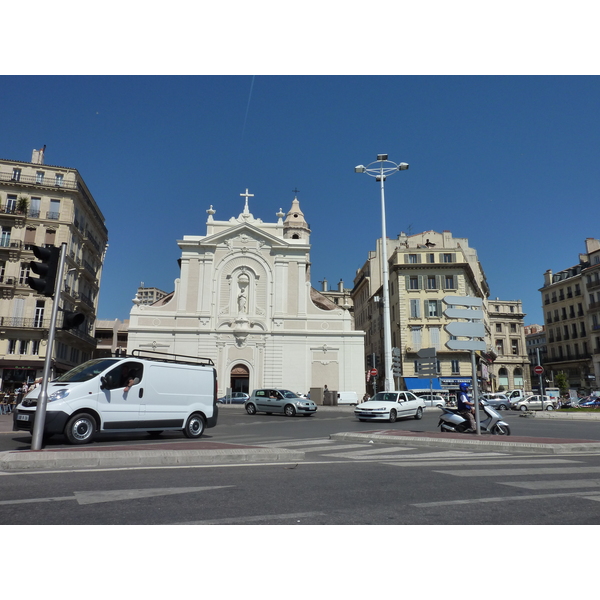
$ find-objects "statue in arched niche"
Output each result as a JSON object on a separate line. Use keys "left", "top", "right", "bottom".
{"left": 237, "top": 272, "right": 250, "bottom": 315}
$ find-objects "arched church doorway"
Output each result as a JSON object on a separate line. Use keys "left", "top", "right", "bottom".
{"left": 230, "top": 363, "right": 249, "bottom": 394}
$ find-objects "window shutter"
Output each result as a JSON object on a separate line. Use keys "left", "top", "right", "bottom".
{"left": 24, "top": 227, "right": 36, "bottom": 245}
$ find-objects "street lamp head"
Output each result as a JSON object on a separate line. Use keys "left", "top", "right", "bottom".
{"left": 377, "top": 154, "right": 388, "bottom": 161}
{"left": 354, "top": 165, "right": 366, "bottom": 173}
{"left": 398, "top": 163, "right": 409, "bottom": 170}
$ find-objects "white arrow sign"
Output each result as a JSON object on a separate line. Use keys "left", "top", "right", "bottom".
{"left": 445, "top": 321, "right": 485, "bottom": 338}
{"left": 443, "top": 295, "right": 483, "bottom": 308}
{"left": 444, "top": 307, "right": 484, "bottom": 321}
{"left": 446, "top": 339, "right": 487, "bottom": 351}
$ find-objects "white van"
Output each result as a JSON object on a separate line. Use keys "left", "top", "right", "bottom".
{"left": 13, "top": 350, "right": 218, "bottom": 444}
{"left": 337, "top": 391, "right": 359, "bottom": 405}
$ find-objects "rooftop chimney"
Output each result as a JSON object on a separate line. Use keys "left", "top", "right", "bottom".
{"left": 31, "top": 145, "right": 46, "bottom": 165}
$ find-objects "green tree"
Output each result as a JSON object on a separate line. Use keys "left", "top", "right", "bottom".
{"left": 555, "top": 372, "right": 569, "bottom": 396}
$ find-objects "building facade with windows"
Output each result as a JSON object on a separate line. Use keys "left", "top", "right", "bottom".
{"left": 0, "top": 148, "right": 108, "bottom": 391}
{"left": 540, "top": 238, "right": 600, "bottom": 392}
{"left": 488, "top": 299, "right": 531, "bottom": 392}
{"left": 126, "top": 192, "right": 365, "bottom": 398}
{"left": 135, "top": 286, "right": 169, "bottom": 306}
{"left": 352, "top": 230, "right": 494, "bottom": 395}
{"left": 525, "top": 324, "right": 547, "bottom": 389}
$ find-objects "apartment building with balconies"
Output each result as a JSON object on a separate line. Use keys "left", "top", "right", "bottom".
{"left": 488, "top": 299, "right": 531, "bottom": 392}
{"left": 0, "top": 148, "right": 108, "bottom": 391}
{"left": 540, "top": 238, "right": 599, "bottom": 392}
{"left": 352, "top": 229, "right": 494, "bottom": 395}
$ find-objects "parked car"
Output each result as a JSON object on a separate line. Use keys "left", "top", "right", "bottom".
{"left": 578, "top": 396, "right": 600, "bottom": 408}
{"left": 354, "top": 391, "right": 425, "bottom": 423}
{"left": 512, "top": 395, "right": 555, "bottom": 411}
{"left": 245, "top": 389, "right": 317, "bottom": 417}
{"left": 417, "top": 394, "right": 447, "bottom": 408}
{"left": 480, "top": 393, "right": 511, "bottom": 411}
{"left": 217, "top": 392, "right": 249, "bottom": 404}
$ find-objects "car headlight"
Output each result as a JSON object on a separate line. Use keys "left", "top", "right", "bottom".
{"left": 48, "top": 389, "right": 70, "bottom": 402}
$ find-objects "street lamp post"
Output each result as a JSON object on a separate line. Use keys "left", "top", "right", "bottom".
{"left": 355, "top": 154, "right": 409, "bottom": 391}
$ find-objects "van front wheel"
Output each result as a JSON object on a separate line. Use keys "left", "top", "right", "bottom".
{"left": 184, "top": 414, "right": 205, "bottom": 439}
{"left": 65, "top": 413, "right": 96, "bottom": 445}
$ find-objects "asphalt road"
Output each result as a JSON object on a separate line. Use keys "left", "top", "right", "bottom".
{"left": 3, "top": 406, "right": 600, "bottom": 525}
{"left": 3, "top": 405, "right": 600, "bottom": 452}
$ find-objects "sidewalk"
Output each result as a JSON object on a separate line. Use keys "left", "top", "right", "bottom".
{"left": 3, "top": 407, "right": 600, "bottom": 472}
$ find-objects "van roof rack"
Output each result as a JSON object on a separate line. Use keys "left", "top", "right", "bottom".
{"left": 130, "top": 349, "right": 214, "bottom": 367}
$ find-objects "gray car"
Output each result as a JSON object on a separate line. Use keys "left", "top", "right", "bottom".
{"left": 245, "top": 389, "right": 318, "bottom": 417}
{"left": 480, "top": 393, "right": 511, "bottom": 411}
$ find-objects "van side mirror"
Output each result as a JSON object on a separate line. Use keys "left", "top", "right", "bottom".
{"left": 100, "top": 376, "right": 108, "bottom": 390}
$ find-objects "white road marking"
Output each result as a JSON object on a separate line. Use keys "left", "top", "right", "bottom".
{"left": 175, "top": 511, "right": 326, "bottom": 525}
{"left": 0, "top": 485, "right": 233, "bottom": 506}
{"left": 388, "top": 458, "right": 579, "bottom": 468}
{"left": 412, "top": 490, "right": 600, "bottom": 507}
{"left": 500, "top": 479, "right": 600, "bottom": 490}
{"left": 433, "top": 466, "right": 600, "bottom": 477}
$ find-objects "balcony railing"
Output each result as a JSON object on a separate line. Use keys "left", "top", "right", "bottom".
{"left": 0, "top": 316, "right": 50, "bottom": 328}
{"left": 0, "top": 170, "right": 76, "bottom": 190}
{"left": 587, "top": 279, "right": 600, "bottom": 292}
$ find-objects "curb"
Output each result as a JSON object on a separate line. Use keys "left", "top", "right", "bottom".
{"left": 0, "top": 447, "right": 304, "bottom": 472}
{"left": 329, "top": 431, "right": 600, "bottom": 455}
{"left": 531, "top": 411, "right": 600, "bottom": 420}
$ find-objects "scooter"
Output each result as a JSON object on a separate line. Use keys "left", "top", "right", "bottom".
{"left": 438, "top": 401, "right": 511, "bottom": 435}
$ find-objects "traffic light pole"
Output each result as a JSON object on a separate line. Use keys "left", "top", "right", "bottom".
{"left": 31, "top": 243, "right": 67, "bottom": 451}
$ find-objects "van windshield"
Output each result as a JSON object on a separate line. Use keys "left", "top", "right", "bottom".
{"left": 56, "top": 358, "right": 120, "bottom": 383}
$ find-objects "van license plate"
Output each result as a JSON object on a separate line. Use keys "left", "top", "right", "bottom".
{"left": 17, "top": 414, "right": 30, "bottom": 421}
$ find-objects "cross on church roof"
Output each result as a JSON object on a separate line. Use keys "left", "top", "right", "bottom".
{"left": 241, "top": 188, "right": 254, "bottom": 214}
{"left": 292, "top": 187, "right": 300, "bottom": 196}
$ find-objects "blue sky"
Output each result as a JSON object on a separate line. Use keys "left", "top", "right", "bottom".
{"left": 1, "top": 75, "right": 599, "bottom": 325}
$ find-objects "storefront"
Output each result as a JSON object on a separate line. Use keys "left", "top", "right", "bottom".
{"left": 0, "top": 360, "right": 44, "bottom": 393}
{"left": 440, "top": 376, "right": 472, "bottom": 391}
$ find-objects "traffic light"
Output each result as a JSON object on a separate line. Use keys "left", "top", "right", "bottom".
{"left": 62, "top": 310, "right": 85, "bottom": 330}
{"left": 366, "top": 354, "right": 373, "bottom": 368}
{"left": 375, "top": 355, "right": 380, "bottom": 368}
{"left": 27, "top": 245, "right": 60, "bottom": 297}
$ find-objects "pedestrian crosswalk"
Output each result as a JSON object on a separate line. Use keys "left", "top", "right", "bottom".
{"left": 220, "top": 434, "right": 600, "bottom": 506}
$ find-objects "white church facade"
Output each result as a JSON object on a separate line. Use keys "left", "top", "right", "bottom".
{"left": 127, "top": 190, "right": 366, "bottom": 399}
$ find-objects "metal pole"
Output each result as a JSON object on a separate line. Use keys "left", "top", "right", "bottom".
{"left": 379, "top": 165, "right": 394, "bottom": 391}
{"left": 31, "top": 243, "right": 67, "bottom": 451}
{"left": 537, "top": 347, "right": 545, "bottom": 410}
{"left": 471, "top": 350, "right": 481, "bottom": 435}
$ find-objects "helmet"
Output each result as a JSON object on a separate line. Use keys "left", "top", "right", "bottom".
{"left": 459, "top": 382, "right": 469, "bottom": 392}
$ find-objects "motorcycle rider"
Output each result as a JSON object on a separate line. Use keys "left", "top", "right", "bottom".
{"left": 457, "top": 382, "right": 476, "bottom": 432}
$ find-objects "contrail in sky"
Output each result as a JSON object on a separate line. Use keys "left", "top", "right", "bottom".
{"left": 239, "top": 75, "right": 255, "bottom": 158}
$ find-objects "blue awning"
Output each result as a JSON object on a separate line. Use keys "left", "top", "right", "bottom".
{"left": 403, "top": 377, "right": 443, "bottom": 391}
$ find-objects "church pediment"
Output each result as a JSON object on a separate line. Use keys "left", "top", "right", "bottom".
{"left": 200, "top": 223, "right": 290, "bottom": 249}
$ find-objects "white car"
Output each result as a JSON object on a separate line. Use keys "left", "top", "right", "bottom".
{"left": 354, "top": 391, "right": 425, "bottom": 423}
{"left": 513, "top": 395, "right": 556, "bottom": 411}
{"left": 417, "top": 394, "right": 447, "bottom": 408}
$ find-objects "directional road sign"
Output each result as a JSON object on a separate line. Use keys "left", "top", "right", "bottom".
{"left": 442, "top": 295, "right": 483, "bottom": 308}
{"left": 417, "top": 347, "right": 437, "bottom": 358}
{"left": 445, "top": 321, "right": 485, "bottom": 338}
{"left": 444, "top": 307, "right": 484, "bottom": 320}
{"left": 446, "top": 339, "right": 487, "bottom": 351}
